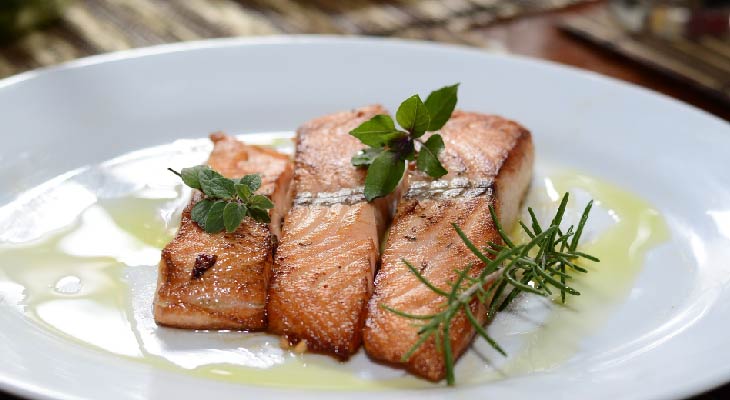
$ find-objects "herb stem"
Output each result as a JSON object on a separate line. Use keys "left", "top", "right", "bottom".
{"left": 384, "top": 193, "right": 598, "bottom": 385}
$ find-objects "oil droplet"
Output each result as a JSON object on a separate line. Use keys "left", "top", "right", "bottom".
{"left": 54, "top": 275, "right": 82, "bottom": 295}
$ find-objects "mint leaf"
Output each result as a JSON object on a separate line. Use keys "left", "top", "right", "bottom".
{"left": 204, "top": 201, "right": 227, "bottom": 233}
{"left": 239, "top": 174, "right": 261, "bottom": 192}
{"left": 396, "top": 94, "right": 430, "bottom": 137}
{"left": 249, "top": 208, "right": 271, "bottom": 224}
{"left": 424, "top": 84, "right": 459, "bottom": 131}
{"left": 350, "top": 115, "right": 403, "bottom": 147}
{"left": 199, "top": 169, "right": 235, "bottom": 199}
{"left": 250, "top": 195, "right": 274, "bottom": 210}
{"left": 223, "top": 202, "right": 244, "bottom": 233}
{"left": 170, "top": 168, "right": 272, "bottom": 232}
{"left": 181, "top": 165, "right": 209, "bottom": 190}
{"left": 351, "top": 147, "right": 383, "bottom": 167}
{"left": 364, "top": 150, "right": 405, "bottom": 201}
{"left": 390, "top": 137, "right": 415, "bottom": 161}
{"left": 191, "top": 199, "right": 213, "bottom": 230}
{"left": 416, "top": 134, "right": 448, "bottom": 178}
{"left": 235, "top": 183, "right": 252, "bottom": 201}
{"left": 237, "top": 204, "right": 249, "bottom": 221}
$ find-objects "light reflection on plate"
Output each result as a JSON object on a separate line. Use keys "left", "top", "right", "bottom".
{"left": 0, "top": 133, "right": 670, "bottom": 390}
{"left": 0, "top": 37, "right": 728, "bottom": 400}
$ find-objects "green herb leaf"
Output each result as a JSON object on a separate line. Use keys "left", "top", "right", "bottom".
{"left": 351, "top": 147, "right": 383, "bottom": 167}
{"left": 424, "top": 84, "right": 459, "bottom": 131}
{"left": 199, "top": 169, "right": 236, "bottom": 199}
{"left": 171, "top": 168, "right": 273, "bottom": 232}
{"left": 204, "top": 201, "right": 227, "bottom": 233}
{"left": 416, "top": 134, "right": 447, "bottom": 178}
{"left": 364, "top": 150, "right": 405, "bottom": 201}
{"left": 383, "top": 192, "right": 598, "bottom": 385}
{"left": 249, "top": 207, "right": 271, "bottom": 224}
{"left": 190, "top": 199, "right": 213, "bottom": 230}
{"left": 237, "top": 204, "right": 249, "bottom": 220}
{"left": 403, "top": 144, "right": 416, "bottom": 161}
{"left": 239, "top": 174, "right": 262, "bottom": 192}
{"left": 348, "top": 85, "right": 459, "bottom": 201}
{"left": 396, "top": 94, "right": 430, "bottom": 137}
{"left": 250, "top": 195, "right": 274, "bottom": 210}
{"left": 235, "top": 183, "right": 252, "bottom": 201}
{"left": 167, "top": 165, "right": 207, "bottom": 190}
{"left": 349, "top": 115, "right": 403, "bottom": 147}
{"left": 223, "top": 202, "right": 244, "bottom": 233}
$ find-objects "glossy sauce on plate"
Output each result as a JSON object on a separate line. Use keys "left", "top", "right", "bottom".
{"left": 0, "top": 133, "right": 669, "bottom": 389}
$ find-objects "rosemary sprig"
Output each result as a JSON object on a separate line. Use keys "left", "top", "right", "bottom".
{"left": 383, "top": 192, "right": 598, "bottom": 385}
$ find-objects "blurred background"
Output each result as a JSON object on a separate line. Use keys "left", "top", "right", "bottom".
{"left": 0, "top": 1, "right": 728, "bottom": 400}
{"left": 0, "top": 0, "right": 728, "bottom": 121}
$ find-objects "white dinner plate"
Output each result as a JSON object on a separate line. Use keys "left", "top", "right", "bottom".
{"left": 0, "top": 36, "right": 729, "bottom": 400}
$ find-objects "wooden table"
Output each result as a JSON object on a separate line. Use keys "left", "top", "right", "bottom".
{"left": 477, "top": 1, "right": 730, "bottom": 122}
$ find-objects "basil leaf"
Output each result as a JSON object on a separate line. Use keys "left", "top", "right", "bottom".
{"left": 396, "top": 94, "right": 430, "bottom": 137}
{"left": 178, "top": 165, "right": 208, "bottom": 189}
{"left": 204, "top": 201, "right": 227, "bottom": 233}
{"left": 250, "top": 195, "right": 274, "bottom": 210}
{"left": 235, "top": 183, "right": 252, "bottom": 201}
{"left": 190, "top": 199, "right": 213, "bottom": 230}
{"left": 239, "top": 174, "right": 261, "bottom": 192}
{"left": 404, "top": 148, "right": 416, "bottom": 161}
{"left": 416, "top": 134, "right": 448, "bottom": 178}
{"left": 364, "top": 150, "right": 406, "bottom": 201}
{"left": 199, "top": 169, "right": 236, "bottom": 199}
{"left": 349, "top": 115, "right": 403, "bottom": 147}
{"left": 424, "top": 84, "right": 459, "bottom": 131}
{"left": 223, "top": 202, "right": 244, "bottom": 233}
{"left": 249, "top": 207, "right": 271, "bottom": 224}
{"left": 390, "top": 137, "right": 415, "bottom": 161}
{"left": 351, "top": 147, "right": 383, "bottom": 167}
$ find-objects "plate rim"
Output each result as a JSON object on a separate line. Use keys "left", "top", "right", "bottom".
{"left": 1, "top": 35, "right": 729, "bottom": 400}
{"left": 0, "top": 34, "right": 728, "bottom": 127}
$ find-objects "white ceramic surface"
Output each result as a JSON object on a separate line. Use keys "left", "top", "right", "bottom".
{"left": 0, "top": 36, "right": 729, "bottom": 400}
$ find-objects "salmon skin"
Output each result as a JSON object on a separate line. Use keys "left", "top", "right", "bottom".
{"left": 267, "top": 105, "right": 393, "bottom": 359}
{"left": 154, "top": 133, "right": 293, "bottom": 330}
{"left": 363, "top": 111, "right": 534, "bottom": 381}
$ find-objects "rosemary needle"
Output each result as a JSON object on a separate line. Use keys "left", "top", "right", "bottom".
{"left": 383, "top": 192, "right": 599, "bottom": 385}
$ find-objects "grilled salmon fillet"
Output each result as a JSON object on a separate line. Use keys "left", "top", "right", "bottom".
{"left": 154, "top": 133, "right": 293, "bottom": 330}
{"left": 267, "top": 105, "right": 393, "bottom": 359}
{"left": 363, "top": 111, "right": 534, "bottom": 381}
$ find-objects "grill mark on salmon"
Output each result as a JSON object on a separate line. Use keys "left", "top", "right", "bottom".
{"left": 267, "top": 105, "right": 394, "bottom": 359}
{"left": 153, "top": 133, "right": 293, "bottom": 330}
{"left": 363, "top": 111, "right": 534, "bottom": 381}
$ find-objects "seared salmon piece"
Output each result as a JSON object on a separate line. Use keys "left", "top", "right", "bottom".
{"left": 363, "top": 112, "right": 534, "bottom": 381}
{"left": 207, "top": 132, "right": 293, "bottom": 238}
{"left": 154, "top": 133, "right": 293, "bottom": 330}
{"left": 267, "top": 105, "right": 393, "bottom": 359}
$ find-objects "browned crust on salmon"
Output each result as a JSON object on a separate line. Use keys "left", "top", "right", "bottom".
{"left": 154, "top": 192, "right": 274, "bottom": 330}
{"left": 267, "top": 105, "right": 393, "bottom": 359}
{"left": 154, "top": 133, "right": 293, "bottom": 331}
{"left": 268, "top": 203, "right": 379, "bottom": 358}
{"left": 292, "top": 105, "right": 385, "bottom": 196}
{"left": 363, "top": 112, "right": 534, "bottom": 381}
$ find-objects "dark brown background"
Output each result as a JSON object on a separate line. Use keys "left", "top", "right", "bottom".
{"left": 482, "top": 1, "right": 730, "bottom": 121}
